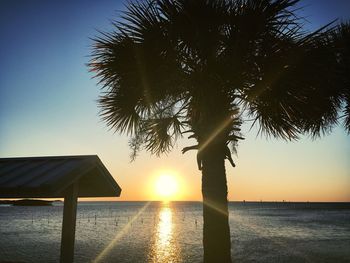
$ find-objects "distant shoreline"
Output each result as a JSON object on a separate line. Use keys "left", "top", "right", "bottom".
{"left": 0, "top": 199, "right": 349, "bottom": 204}
{"left": 74, "top": 200, "right": 350, "bottom": 204}
{"left": 0, "top": 199, "right": 61, "bottom": 206}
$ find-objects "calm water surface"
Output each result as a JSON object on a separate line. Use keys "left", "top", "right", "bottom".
{"left": 0, "top": 201, "right": 349, "bottom": 262}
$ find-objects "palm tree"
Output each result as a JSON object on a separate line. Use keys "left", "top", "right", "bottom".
{"left": 89, "top": 1, "right": 349, "bottom": 262}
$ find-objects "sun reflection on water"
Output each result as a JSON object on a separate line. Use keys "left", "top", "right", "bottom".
{"left": 148, "top": 203, "right": 181, "bottom": 262}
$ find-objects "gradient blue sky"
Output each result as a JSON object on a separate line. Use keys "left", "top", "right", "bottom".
{"left": 1, "top": 0, "right": 349, "bottom": 201}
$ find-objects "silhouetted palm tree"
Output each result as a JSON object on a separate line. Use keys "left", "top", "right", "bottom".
{"left": 89, "top": 1, "right": 349, "bottom": 262}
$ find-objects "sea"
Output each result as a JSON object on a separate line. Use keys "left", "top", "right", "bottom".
{"left": 0, "top": 201, "right": 349, "bottom": 263}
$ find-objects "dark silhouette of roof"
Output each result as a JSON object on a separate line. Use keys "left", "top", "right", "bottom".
{"left": 0, "top": 155, "right": 121, "bottom": 198}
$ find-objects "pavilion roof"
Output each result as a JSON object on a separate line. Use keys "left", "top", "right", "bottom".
{"left": 0, "top": 155, "right": 121, "bottom": 198}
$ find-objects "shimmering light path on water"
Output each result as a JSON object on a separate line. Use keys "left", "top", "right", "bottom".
{"left": 148, "top": 204, "right": 181, "bottom": 262}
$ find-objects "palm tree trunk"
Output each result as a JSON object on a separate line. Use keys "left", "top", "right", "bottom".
{"left": 201, "top": 144, "right": 231, "bottom": 263}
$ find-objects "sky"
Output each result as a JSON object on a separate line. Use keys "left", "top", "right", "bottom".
{"left": 0, "top": 0, "right": 349, "bottom": 202}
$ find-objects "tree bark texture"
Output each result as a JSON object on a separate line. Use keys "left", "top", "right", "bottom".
{"left": 201, "top": 144, "right": 231, "bottom": 263}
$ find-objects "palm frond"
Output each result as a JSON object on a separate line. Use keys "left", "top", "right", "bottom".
{"left": 331, "top": 22, "right": 350, "bottom": 133}
{"left": 234, "top": 2, "right": 345, "bottom": 139}
{"left": 127, "top": 96, "right": 188, "bottom": 157}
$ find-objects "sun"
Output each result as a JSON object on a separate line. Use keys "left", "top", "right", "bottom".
{"left": 154, "top": 173, "right": 179, "bottom": 200}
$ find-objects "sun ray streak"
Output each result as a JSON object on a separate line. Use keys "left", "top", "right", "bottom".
{"left": 203, "top": 199, "right": 229, "bottom": 216}
{"left": 93, "top": 202, "right": 151, "bottom": 263}
{"left": 199, "top": 117, "right": 232, "bottom": 153}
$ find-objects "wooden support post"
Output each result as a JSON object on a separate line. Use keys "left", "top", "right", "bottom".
{"left": 60, "top": 183, "right": 78, "bottom": 263}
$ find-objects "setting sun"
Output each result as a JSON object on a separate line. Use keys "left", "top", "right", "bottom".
{"left": 154, "top": 173, "right": 179, "bottom": 200}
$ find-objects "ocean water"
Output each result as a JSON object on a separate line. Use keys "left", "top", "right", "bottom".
{"left": 0, "top": 201, "right": 349, "bottom": 263}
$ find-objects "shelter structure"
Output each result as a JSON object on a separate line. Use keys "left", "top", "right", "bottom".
{"left": 0, "top": 155, "right": 121, "bottom": 263}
